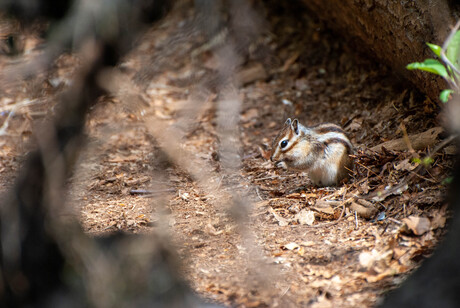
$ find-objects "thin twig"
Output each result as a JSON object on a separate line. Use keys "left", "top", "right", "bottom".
{"left": 354, "top": 211, "right": 358, "bottom": 230}
{"left": 255, "top": 187, "right": 263, "bottom": 201}
{"left": 441, "top": 20, "right": 460, "bottom": 79}
{"left": 400, "top": 122, "right": 418, "bottom": 157}
{"left": 354, "top": 160, "right": 382, "bottom": 180}
{"left": 129, "top": 188, "right": 175, "bottom": 195}
{"left": 428, "top": 133, "right": 457, "bottom": 157}
{"left": 388, "top": 217, "right": 403, "bottom": 225}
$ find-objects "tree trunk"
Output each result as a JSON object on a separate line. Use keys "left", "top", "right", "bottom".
{"left": 301, "top": 0, "right": 458, "bottom": 102}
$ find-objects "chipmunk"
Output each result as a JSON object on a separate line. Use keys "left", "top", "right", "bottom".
{"left": 270, "top": 118, "right": 353, "bottom": 186}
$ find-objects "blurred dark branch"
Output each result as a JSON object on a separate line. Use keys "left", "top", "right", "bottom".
{"left": 0, "top": 1, "right": 193, "bottom": 307}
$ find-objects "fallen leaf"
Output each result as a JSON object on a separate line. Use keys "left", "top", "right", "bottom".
{"left": 359, "top": 250, "right": 378, "bottom": 268}
{"left": 371, "top": 183, "right": 409, "bottom": 202}
{"left": 311, "top": 204, "right": 335, "bottom": 215}
{"left": 359, "top": 178, "right": 370, "bottom": 194}
{"left": 430, "top": 205, "right": 447, "bottom": 230}
{"left": 282, "top": 242, "right": 300, "bottom": 250}
{"left": 402, "top": 216, "right": 431, "bottom": 235}
{"left": 394, "top": 158, "right": 418, "bottom": 171}
{"left": 443, "top": 145, "right": 457, "bottom": 155}
{"left": 347, "top": 118, "right": 362, "bottom": 131}
{"left": 296, "top": 209, "right": 315, "bottom": 225}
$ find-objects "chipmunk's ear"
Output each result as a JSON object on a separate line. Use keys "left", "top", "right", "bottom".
{"left": 292, "top": 119, "right": 300, "bottom": 135}
{"left": 284, "top": 118, "right": 292, "bottom": 126}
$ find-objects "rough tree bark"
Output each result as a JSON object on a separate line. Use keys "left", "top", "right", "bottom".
{"left": 301, "top": 0, "right": 458, "bottom": 102}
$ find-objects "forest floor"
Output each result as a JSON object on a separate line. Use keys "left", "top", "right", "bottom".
{"left": 0, "top": 1, "right": 456, "bottom": 307}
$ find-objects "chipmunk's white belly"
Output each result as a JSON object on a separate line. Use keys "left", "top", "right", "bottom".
{"left": 308, "top": 161, "right": 338, "bottom": 186}
{"left": 308, "top": 143, "right": 344, "bottom": 186}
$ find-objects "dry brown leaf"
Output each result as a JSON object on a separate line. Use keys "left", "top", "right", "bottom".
{"left": 359, "top": 178, "right": 370, "bottom": 194}
{"left": 371, "top": 183, "right": 409, "bottom": 202}
{"left": 347, "top": 118, "right": 362, "bottom": 131}
{"left": 443, "top": 145, "right": 457, "bottom": 155}
{"left": 430, "top": 205, "right": 447, "bottom": 230}
{"left": 394, "top": 158, "right": 418, "bottom": 171}
{"left": 311, "top": 204, "right": 335, "bottom": 215}
{"left": 401, "top": 216, "right": 431, "bottom": 236}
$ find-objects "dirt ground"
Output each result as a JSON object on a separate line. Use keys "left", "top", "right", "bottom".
{"left": 0, "top": 1, "right": 455, "bottom": 307}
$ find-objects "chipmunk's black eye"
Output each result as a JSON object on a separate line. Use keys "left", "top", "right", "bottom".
{"left": 280, "top": 140, "right": 288, "bottom": 148}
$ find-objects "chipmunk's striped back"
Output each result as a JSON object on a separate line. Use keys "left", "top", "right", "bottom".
{"left": 270, "top": 118, "right": 353, "bottom": 186}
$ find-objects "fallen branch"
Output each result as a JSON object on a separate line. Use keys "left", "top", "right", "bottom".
{"left": 370, "top": 127, "right": 444, "bottom": 152}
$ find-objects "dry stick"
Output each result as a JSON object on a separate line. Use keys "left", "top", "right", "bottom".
{"left": 388, "top": 217, "right": 403, "bottom": 225}
{"left": 441, "top": 20, "right": 460, "bottom": 87}
{"left": 354, "top": 160, "right": 383, "bottom": 180}
{"left": 129, "top": 188, "right": 175, "bottom": 196}
{"left": 255, "top": 187, "right": 263, "bottom": 201}
{"left": 354, "top": 211, "right": 359, "bottom": 230}
{"left": 400, "top": 122, "right": 418, "bottom": 157}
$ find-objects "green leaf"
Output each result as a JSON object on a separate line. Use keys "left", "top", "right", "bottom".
{"left": 447, "top": 31, "right": 460, "bottom": 69}
{"left": 442, "top": 176, "right": 453, "bottom": 185}
{"left": 427, "top": 42, "right": 442, "bottom": 57}
{"left": 406, "top": 59, "right": 448, "bottom": 77}
{"left": 440, "top": 89, "right": 454, "bottom": 103}
{"left": 422, "top": 157, "right": 434, "bottom": 167}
